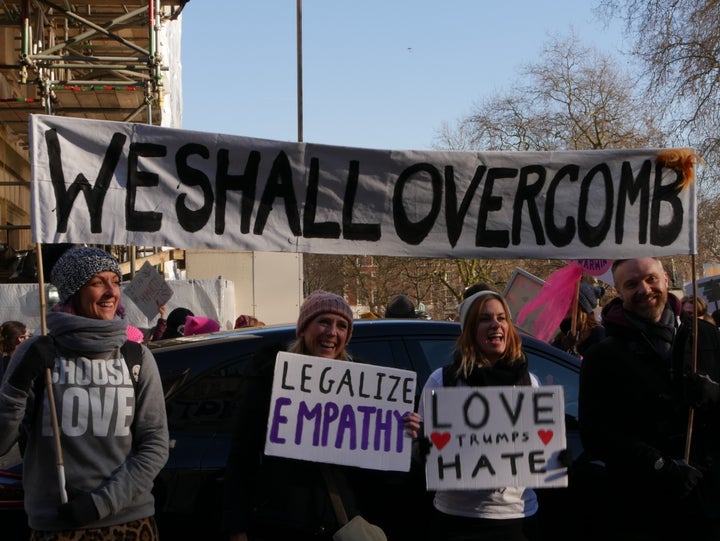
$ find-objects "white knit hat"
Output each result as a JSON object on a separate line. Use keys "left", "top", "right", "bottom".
{"left": 457, "top": 291, "right": 508, "bottom": 331}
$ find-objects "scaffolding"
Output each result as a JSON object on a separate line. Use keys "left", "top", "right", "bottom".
{"left": 0, "top": 0, "right": 187, "bottom": 278}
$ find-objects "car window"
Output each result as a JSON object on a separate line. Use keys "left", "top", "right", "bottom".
{"left": 405, "top": 337, "right": 457, "bottom": 387}
{"left": 165, "top": 358, "right": 249, "bottom": 434}
{"left": 347, "top": 339, "right": 402, "bottom": 369}
{"left": 524, "top": 347, "right": 580, "bottom": 424}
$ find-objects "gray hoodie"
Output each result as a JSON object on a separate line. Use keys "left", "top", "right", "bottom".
{"left": 0, "top": 311, "right": 169, "bottom": 531}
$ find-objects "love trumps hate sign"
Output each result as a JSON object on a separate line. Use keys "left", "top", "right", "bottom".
{"left": 423, "top": 386, "right": 567, "bottom": 490}
{"left": 30, "top": 114, "right": 696, "bottom": 259}
{"left": 264, "top": 352, "right": 417, "bottom": 472}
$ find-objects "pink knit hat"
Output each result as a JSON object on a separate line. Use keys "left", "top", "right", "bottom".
{"left": 126, "top": 325, "right": 144, "bottom": 343}
{"left": 183, "top": 316, "right": 221, "bottom": 336}
{"left": 297, "top": 290, "right": 354, "bottom": 339}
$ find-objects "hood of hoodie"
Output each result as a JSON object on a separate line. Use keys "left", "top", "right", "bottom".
{"left": 601, "top": 292, "right": 683, "bottom": 333}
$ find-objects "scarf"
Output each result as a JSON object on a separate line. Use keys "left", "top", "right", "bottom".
{"left": 450, "top": 353, "right": 531, "bottom": 387}
{"left": 625, "top": 304, "right": 676, "bottom": 362}
{"left": 46, "top": 310, "right": 128, "bottom": 354}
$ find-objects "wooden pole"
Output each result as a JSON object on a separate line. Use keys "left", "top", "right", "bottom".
{"left": 684, "top": 254, "right": 699, "bottom": 462}
{"left": 296, "top": 0, "right": 303, "bottom": 143}
{"left": 36, "top": 243, "right": 67, "bottom": 503}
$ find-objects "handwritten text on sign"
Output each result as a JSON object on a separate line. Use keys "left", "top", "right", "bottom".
{"left": 424, "top": 385, "right": 567, "bottom": 490}
{"left": 30, "top": 114, "right": 695, "bottom": 259}
{"left": 264, "top": 352, "right": 417, "bottom": 471}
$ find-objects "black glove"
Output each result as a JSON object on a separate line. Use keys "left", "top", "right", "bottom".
{"left": 417, "top": 436, "right": 432, "bottom": 457}
{"left": 558, "top": 448, "right": 573, "bottom": 468}
{"left": 411, "top": 436, "right": 432, "bottom": 465}
{"left": 683, "top": 373, "right": 720, "bottom": 407}
{"left": 7, "top": 338, "right": 55, "bottom": 393}
{"left": 659, "top": 458, "right": 703, "bottom": 499}
{"left": 57, "top": 491, "right": 99, "bottom": 526}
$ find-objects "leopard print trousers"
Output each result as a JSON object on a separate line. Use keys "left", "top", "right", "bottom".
{"left": 30, "top": 516, "right": 159, "bottom": 541}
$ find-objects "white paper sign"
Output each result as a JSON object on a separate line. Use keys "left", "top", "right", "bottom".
{"left": 122, "top": 260, "right": 174, "bottom": 319}
{"left": 264, "top": 352, "right": 417, "bottom": 471}
{"left": 423, "top": 385, "right": 567, "bottom": 490}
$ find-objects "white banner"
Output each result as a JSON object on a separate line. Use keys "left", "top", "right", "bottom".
{"left": 31, "top": 114, "right": 696, "bottom": 258}
{"left": 424, "top": 385, "right": 567, "bottom": 490}
{"left": 264, "top": 352, "right": 417, "bottom": 471}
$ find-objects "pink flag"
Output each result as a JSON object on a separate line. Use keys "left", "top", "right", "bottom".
{"left": 516, "top": 263, "right": 583, "bottom": 342}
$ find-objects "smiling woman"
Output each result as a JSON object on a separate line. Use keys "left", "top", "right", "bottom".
{"left": 222, "top": 290, "right": 420, "bottom": 541}
{"left": 289, "top": 290, "right": 355, "bottom": 360}
{"left": 0, "top": 246, "right": 169, "bottom": 541}
{"left": 416, "top": 290, "right": 542, "bottom": 541}
{"left": 221, "top": 290, "right": 360, "bottom": 541}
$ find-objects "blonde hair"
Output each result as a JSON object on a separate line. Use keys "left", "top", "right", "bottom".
{"left": 453, "top": 293, "right": 523, "bottom": 378}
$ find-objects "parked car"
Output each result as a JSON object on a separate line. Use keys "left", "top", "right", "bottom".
{"left": 150, "top": 319, "right": 582, "bottom": 539}
{"left": 2, "top": 319, "right": 583, "bottom": 539}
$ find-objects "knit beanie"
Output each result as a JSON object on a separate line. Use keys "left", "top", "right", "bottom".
{"left": 50, "top": 246, "right": 122, "bottom": 304}
{"left": 385, "top": 295, "right": 415, "bottom": 318}
{"left": 297, "top": 290, "right": 354, "bottom": 340}
{"left": 126, "top": 325, "right": 144, "bottom": 343}
{"left": 183, "top": 316, "right": 221, "bottom": 336}
{"left": 164, "top": 307, "right": 194, "bottom": 339}
{"left": 457, "top": 290, "right": 507, "bottom": 331}
{"left": 578, "top": 283, "right": 606, "bottom": 314}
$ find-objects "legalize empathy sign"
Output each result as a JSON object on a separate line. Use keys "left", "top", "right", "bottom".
{"left": 30, "top": 114, "right": 696, "bottom": 259}
{"left": 423, "top": 385, "right": 567, "bottom": 490}
{"left": 264, "top": 352, "right": 417, "bottom": 471}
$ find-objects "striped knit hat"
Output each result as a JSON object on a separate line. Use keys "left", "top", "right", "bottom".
{"left": 50, "top": 247, "right": 122, "bottom": 304}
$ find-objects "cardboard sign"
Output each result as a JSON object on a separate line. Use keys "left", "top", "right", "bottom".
{"left": 684, "top": 275, "right": 720, "bottom": 312}
{"left": 503, "top": 267, "right": 545, "bottom": 336}
{"left": 122, "top": 261, "right": 174, "bottom": 319}
{"left": 264, "top": 352, "right": 417, "bottom": 471}
{"left": 423, "top": 385, "right": 567, "bottom": 490}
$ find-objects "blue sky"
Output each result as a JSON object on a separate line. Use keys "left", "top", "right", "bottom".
{"left": 180, "top": 1, "right": 627, "bottom": 151}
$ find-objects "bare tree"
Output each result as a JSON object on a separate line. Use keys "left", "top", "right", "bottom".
{"left": 302, "top": 254, "right": 346, "bottom": 295}
{"left": 450, "top": 33, "right": 664, "bottom": 152}
{"left": 597, "top": 0, "right": 720, "bottom": 196}
{"left": 429, "top": 32, "right": 669, "bottom": 301}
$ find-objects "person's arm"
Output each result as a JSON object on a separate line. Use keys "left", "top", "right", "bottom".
{"left": 0, "top": 337, "right": 52, "bottom": 454}
{"left": 150, "top": 305, "right": 168, "bottom": 342}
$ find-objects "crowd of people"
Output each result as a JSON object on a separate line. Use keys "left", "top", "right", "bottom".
{"left": 1, "top": 248, "right": 720, "bottom": 540}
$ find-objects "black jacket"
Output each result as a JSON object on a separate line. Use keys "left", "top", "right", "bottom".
{"left": 579, "top": 293, "right": 720, "bottom": 536}
{"left": 221, "top": 343, "right": 363, "bottom": 539}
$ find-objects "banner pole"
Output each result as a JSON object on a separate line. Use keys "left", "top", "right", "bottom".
{"left": 684, "top": 254, "right": 698, "bottom": 462}
{"left": 36, "top": 242, "right": 67, "bottom": 503}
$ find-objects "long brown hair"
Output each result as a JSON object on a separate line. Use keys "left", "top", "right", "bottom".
{"left": 575, "top": 310, "right": 601, "bottom": 344}
{"left": 1, "top": 320, "right": 27, "bottom": 357}
{"left": 454, "top": 293, "right": 524, "bottom": 378}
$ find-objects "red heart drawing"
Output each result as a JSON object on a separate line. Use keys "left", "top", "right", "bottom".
{"left": 430, "top": 431, "right": 451, "bottom": 451}
{"left": 537, "top": 429, "right": 554, "bottom": 445}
